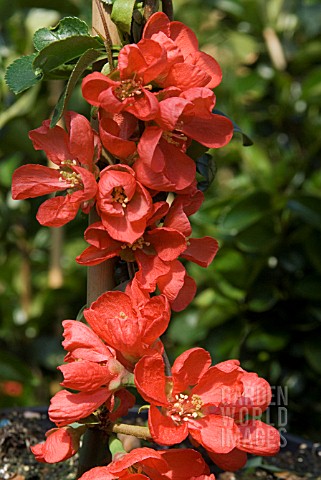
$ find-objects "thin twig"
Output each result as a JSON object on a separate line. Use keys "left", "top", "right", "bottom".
{"left": 94, "top": 0, "right": 114, "bottom": 69}
{"left": 163, "top": 349, "right": 172, "bottom": 377}
{"left": 161, "top": 0, "right": 173, "bottom": 20}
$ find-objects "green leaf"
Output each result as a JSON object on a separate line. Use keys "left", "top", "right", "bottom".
{"left": 221, "top": 191, "right": 272, "bottom": 234}
{"left": 5, "top": 54, "right": 42, "bottom": 94}
{"left": 213, "top": 109, "right": 253, "bottom": 146}
{"left": 246, "top": 330, "right": 289, "bottom": 351}
{"left": 109, "top": 436, "right": 126, "bottom": 458}
{"left": 111, "top": 0, "right": 136, "bottom": 34}
{"left": 50, "top": 48, "right": 103, "bottom": 127}
{"left": 0, "top": 84, "right": 40, "bottom": 129}
{"left": 33, "top": 16, "right": 91, "bottom": 51}
{"left": 196, "top": 153, "right": 217, "bottom": 191}
{"left": 304, "top": 339, "right": 321, "bottom": 374}
{"left": 33, "top": 35, "right": 103, "bottom": 75}
{"left": 287, "top": 195, "right": 321, "bottom": 231}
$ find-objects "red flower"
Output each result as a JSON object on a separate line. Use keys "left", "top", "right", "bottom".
{"left": 134, "top": 348, "right": 280, "bottom": 467}
{"left": 99, "top": 111, "right": 137, "bottom": 161}
{"left": 83, "top": 289, "right": 171, "bottom": 365}
{"left": 49, "top": 320, "right": 133, "bottom": 427}
{"left": 76, "top": 199, "right": 218, "bottom": 311}
{"left": 156, "top": 88, "right": 233, "bottom": 149}
{"left": 133, "top": 125, "right": 196, "bottom": 192}
{"left": 82, "top": 38, "right": 167, "bottom": 121}
{"left": 31, "top": 425, "right": 85, "bottom": 464}
{"left": 96, "top": 164, "right": 152, "bottom": 244}
{"left": 143, "top": 12, "right": 223, "bottom": 90}
{"left": 11, "top": 112, "right": 100, "bottom": 227}
{"left": 78, "top": 447, "right": 211, "bottom": 480}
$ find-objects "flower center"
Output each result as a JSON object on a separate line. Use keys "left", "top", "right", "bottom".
{"left": 162, "top": 131, "right": 188, "bottom": 147}
{"left": 115, "top": 79, "right": 144, "bottom": 101}
{"left": 121, "top": 236, "right": 150, "bottom": 252}
{"left": 112, "top": 186, "right": 129, "bottom": 208}
{"left": 59, "top": 160, "right": 83, "bottom": 191}
{"left": 169, "top": 393, "right": 203, "bottom": 424}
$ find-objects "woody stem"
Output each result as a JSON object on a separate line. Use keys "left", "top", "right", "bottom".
{"left": 144, "top": 0, "right": 160, "bottom": 21}
{"left": 161, "top": 0, "right": 173, "bottom": 20}
{"left": 109, "top": 423, "right": 151, "bottom": 440}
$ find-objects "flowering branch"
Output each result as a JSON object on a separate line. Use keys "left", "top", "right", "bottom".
{"left": 7, "top": 2, "right": 281, "bottom": 479}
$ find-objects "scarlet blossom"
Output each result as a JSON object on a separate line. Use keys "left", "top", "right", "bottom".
{"left": 49, "top": 320, "right": 133, "bottom": 427}
{"left": 78, "top": 447, "right": 211, "bottom": 480}
{"left": 156, "top": 88, "right": 233, "bottom": 149}
{"left": 76, "top": 200, "right": 218, "bottom": 311}
{"left": 143, "top": 12, "right": 223, "bottom": 90}
{"left": 0, "top": 380, "right": 23, "bottom": 397}
{"left": 84, "top": 289, "right": 170, "bottom": 366}
{"left": 11, "top": 112, "right": 100, "bottom": 227}
{"left": 98, "top": 110, "right": 138, "bottom": 161}
{"left": 31, "top": 425, "right": 85, "bottom": 464}
{"left": 81, "top": 37, "right": 168, "bottom": 121}
{"left": 96, "top": 164, "right": 152, "bottom": 244}
{"left": 134, "top": 348, "right": 280, "bottom": 467}
{"left": 133, "top": 125, "right": 196, "bottom": 192}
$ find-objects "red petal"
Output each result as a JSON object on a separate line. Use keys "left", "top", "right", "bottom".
{"left": 29, "top": 120, "right": 70, "bottom": 165}
{"left": 134, "top": 354, "right": 168, "bottom": 405}
{"left": 82, "top": 72, "right": 118, "bottom": 106}
{"left": 147, "top": 228, "right": 186, "bottom": 261}
{"left": 164, "top": 63, "right": 210, "bottom": 89}
{"left": 143, "top": 12, "right": 170, "bottom": 39}
{"left": 12, "top": 165, "right": 65, "bottom": 199}
{"left": 157, "top": 260, "right": 186, "bottom": 302}
{"left": 99, "top": 116, "right": 136, "bottom": 160}
{"left": 192, "top": 51, "right": 222, "bottom": 89}
{"left": 59, "top": 361, "right": 115, "bottom": 391}
{"left": 62, "top": 320, "right": 114, "bottom": 363}
{"left": 78, "top": 467, "right": 114, "bottom": 480}
{"left": 181, "top": 237, "right": 219, "bottom": 267}
{"left": 237, "top": 420, "right": 280, "bottom": 455}
{"left": 182, "top": 114, "right": 233, "bottom": 148}
{"left": 172, "top": 348, "right": 211, "bottom": 393}
{"left": 49, "top": 389, "right": 111, "bottom": 427}
{"left": 108, "top": 447, "right": 166, "bottom": 474}
{"left": 170, "top": 274, "right": 197, "bottom": 312}
{"left": 159, "top": 449, "right": 209, "bottom": 478}
{"left": 192, "top": 365, "right": 242, "bottom": 406}
{"left": 169, "top": 20, "right": 199, "bottom": 57}
{"left": 31, "top": 427, "right": 77, "bottom": 463}
{"left": 65, "top": 112, "right": 96, "bottom": 169}
{"left": 149, "top": 404, "right": 188, "bottom": 446}
{"left": 189, "top": 415, "right": 237, "bottom": 454}
{"left": 208, "top": 448, "right": 247, "bottom": 471}
{"left": 36, "top": 196, "right": 80, "bottom": 227}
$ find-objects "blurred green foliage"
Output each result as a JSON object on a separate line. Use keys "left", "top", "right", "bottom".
{"left": 1, "top": 0, "right": 321, "bottom": 440}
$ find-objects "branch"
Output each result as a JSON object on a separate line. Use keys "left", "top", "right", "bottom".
{"left": 161, "top": 0, "right": 173, "bottom": 20}
{"left": 109, "top": 423, "right": 151, "bottom": 440}
{"left": 144, "top": 0, "right": 160, "bottom": 22}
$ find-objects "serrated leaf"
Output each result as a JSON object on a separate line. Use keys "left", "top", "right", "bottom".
{"left": 33, "top": 17, "right": 91, "bottom": 51}
{"left": 111, "top": 0, "right": 136, "bottom": 34}
{"left": 33, "top": 36, "right": 103, "bottom": 75}
{"left": 50, "top": 48, "right": 104, "bottom": 127}
{"left": 213, "top": 109, "right": 253, "bottom": 146}
{"left": 5, "top": 54, "right": 42, "bottom": 94}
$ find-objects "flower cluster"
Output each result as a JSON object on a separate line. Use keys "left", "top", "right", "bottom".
{"left": 12, "top": 11, "right": 280, "bottom": 479}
